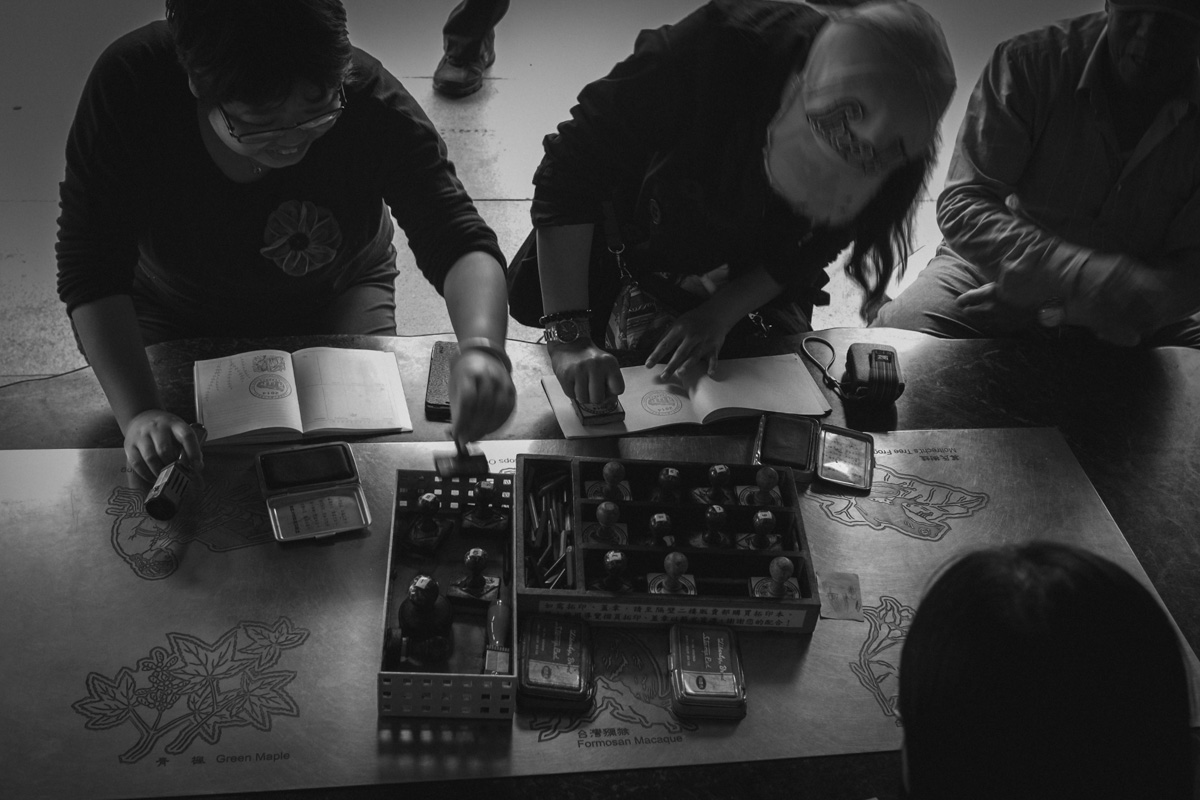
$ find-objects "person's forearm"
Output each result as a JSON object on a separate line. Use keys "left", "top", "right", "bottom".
{"left": 442, "top": 251, "right": 509, "bottom": 343}
{"left": 934, "top": 47, "right": 1060, "bottom": 288}
{"left": 537, "top": 224, "right": 595, "bottom": 317}
{"left": 69, "top": 295, "right": 161, "bottom": 432}
{"left": 939, "top": 182, "right": 1097, "bottom": 307}
{"left": 1074, "top": 249, "right": 1200, "bottom": 329}
{"left": 938, "top": 184, "right": 1076, "bottom": 283}
{"left": 705, "top": 266, "right": 784, "bottom": 327}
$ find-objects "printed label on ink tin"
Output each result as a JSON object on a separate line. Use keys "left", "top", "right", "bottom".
{"left": 268, "top": 485, "right": 368, "bottom": 540}
{"left": 523, "top": 617, "right": 585, "bottom": 692}
{"left": 675, "top": 625, "right": 739, "bottom": 699}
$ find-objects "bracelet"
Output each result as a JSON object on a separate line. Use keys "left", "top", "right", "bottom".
{"left": 456, "top": 337, "right": 513, "bottom": 374}
{"left": 539, "top": 308, "right": 592, "bottom": 326}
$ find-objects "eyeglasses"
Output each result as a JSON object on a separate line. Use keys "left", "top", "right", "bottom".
{"left": 217, "top": 84, "right": 346, "bottom": 145}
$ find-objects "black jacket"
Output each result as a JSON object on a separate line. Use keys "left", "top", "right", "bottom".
{"left": 530, "top": 0, "right": 853, "bottom": 310}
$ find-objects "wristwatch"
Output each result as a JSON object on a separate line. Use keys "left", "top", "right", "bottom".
{"left": 543, "top": 316, "right": 589, "bottom": 345}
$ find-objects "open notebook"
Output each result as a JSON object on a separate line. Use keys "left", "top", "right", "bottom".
{"left": 194, "top": 347, "right": 412, "bottom": 444}
{"left": 543, "top": 353, "right": 830, "bottom": 439}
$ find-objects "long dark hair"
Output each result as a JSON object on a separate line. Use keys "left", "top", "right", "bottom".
{"left": 165, "top": 0, "right": 353, "bottom": 106}
{"left": 844, "top": 137, "right": 938, "bottom": 318}
{"left": 898, "top": 542, "right": 1192, "bottom": 800}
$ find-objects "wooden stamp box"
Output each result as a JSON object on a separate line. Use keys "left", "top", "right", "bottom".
{"left": 514, "top": 455, "right": 821, "bottom": 633}
{"left": 377, "top": 469, "right": 518, "bottom": 719}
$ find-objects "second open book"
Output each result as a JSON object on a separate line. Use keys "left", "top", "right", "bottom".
{"left": 542, "top": 353, "right": 830, "bottom": 439}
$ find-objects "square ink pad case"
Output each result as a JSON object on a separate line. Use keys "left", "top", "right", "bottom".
{"left": 517, "top": 615, "right": 594, "bottom": 712}
{"left": 813, "top": 424, "right": 875, "bottom": 492}
{"left": 668, "top": 623, "right": 747, "bottom": 720}
{"left": 754, "top": 415, "right": 876, "bottom": 491}
{"left": 255, "top": 442, "right": 371, "bottom": 542}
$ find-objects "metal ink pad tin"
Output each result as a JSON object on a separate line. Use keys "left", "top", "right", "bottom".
{"left": 754, "top": 416, "right": 876, "bottom": 492}
{"left": 517, "top": 615, "right": 594, "bottom": 712}
{"left": 815, "top": 425, "right": 875, "bottom": 492}
{"left": 255, "top": 442, "right": 370, "bottom": 542}
{"left": 668, "top": 624, "right": 747, "bottom": 719}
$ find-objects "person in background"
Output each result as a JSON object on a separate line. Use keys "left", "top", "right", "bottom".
{"left": 57, "top": 0, "right": 515, "bottom": 481}
{"left": 875, "top": 0, "right": 1200, "bottom": 347}
{"left": 898, "top": 542, "right": 1193, "bottom": 800}
{"left": 507, "top": 0, "right": 955, "bottom": 406}
{"left": 434, "top": 0, "right": 509, "bottom": 97}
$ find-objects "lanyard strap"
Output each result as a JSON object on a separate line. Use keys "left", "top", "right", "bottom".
{"left": 800, "top": 336, "right": 846, "bottom": 396}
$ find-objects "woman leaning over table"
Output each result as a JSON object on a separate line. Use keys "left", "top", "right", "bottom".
{"left": 507, "top": 0, "right": 956, "bottom": 405}
{"left": 56, "top": 0, "right": 515, "bottom": 481}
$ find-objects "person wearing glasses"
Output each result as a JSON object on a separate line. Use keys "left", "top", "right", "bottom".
{"left": 57, "top": 0, "right": 515, "bottom": 481}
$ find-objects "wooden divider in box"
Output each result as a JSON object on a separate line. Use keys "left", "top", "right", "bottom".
{"left": 377, "top": 469, "right": 518, "bottom": 720}
{"left": 514, "top": 455, "right": 821, "bottom": 634}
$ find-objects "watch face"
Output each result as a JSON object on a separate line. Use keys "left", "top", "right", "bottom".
{"left": 549, "top": 318, "right": 582, "bottom": 344}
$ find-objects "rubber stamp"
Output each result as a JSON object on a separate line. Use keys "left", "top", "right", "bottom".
{"left": 573, "top": 397, "right": 626, "bottom": 426}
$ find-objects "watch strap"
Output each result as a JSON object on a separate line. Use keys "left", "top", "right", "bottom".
{"left": 543, "top": 315, "right": 591, "bottom": 345}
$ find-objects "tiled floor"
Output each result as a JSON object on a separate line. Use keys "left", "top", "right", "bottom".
{"left": 0, "top": 0, "right": 1096, "bottom": 384}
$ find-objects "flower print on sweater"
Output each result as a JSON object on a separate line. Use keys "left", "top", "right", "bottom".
{"left": 260, "top": 200, "right": 342, "bottom": 276}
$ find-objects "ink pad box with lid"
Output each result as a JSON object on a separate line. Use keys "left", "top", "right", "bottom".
{"left": 668, "top": 623, "right": 747, "bottom": 720}
{"left": 517, "top": 614, "right": 595, "bottom": 712}
{"left": 255, "top": 442, "right": 371, "bottom": 542}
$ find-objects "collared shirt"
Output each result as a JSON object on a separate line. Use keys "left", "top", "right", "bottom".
{"left": 937, "top": 12, "right": 1200, "bottom": 280}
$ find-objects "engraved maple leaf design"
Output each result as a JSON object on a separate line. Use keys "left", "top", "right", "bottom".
{"left": 240, "top": 617, "right": 310, "bottom": 671}
{"left": 167, "top": 627, "right": 251, "bottom": 690}
{"left": 233, "top": 671, "right": 302, "bottom": 730}
{"left": 71, "top": 617, "right": 310, "bottom": 762}
{"left": 73, "top": 669, "right": 140, "bottom": 730}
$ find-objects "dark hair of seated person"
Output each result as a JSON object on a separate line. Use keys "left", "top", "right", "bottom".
{"left": 843, "top": 137, "right": 939, "bottom": 318}
{"left": 898, "top": 541, "right": 1193, "bottom": 800}
{"left": 165, "top": 0, "right": 353, "bottom": 105}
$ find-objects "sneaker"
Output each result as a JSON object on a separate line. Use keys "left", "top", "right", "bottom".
{"left": 433, "top": 32, "right": 496, "bottom": 98}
